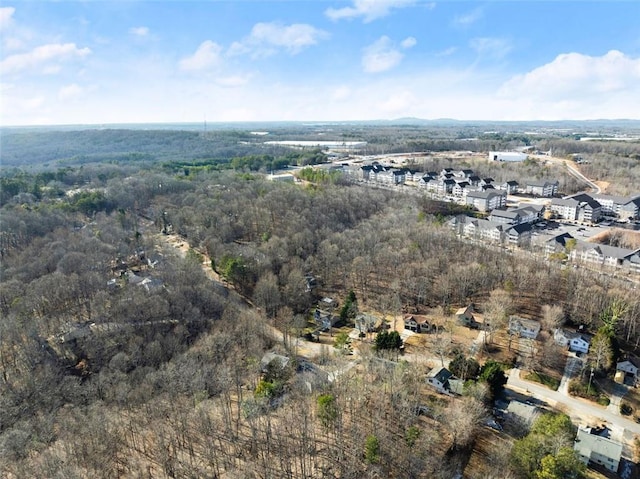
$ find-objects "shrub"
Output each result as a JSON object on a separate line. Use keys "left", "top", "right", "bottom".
{"left": 620, "top": 402, "right": 633, "bottom": 416}
{"left": 364, "top": 435, "right": 380, "bottom": 464}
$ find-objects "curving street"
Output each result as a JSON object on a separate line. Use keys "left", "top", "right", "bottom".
{"left": 506, "top": 367, "right": 640, "bottom": 444}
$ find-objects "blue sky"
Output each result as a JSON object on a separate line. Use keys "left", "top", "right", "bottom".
{"left": 1, "top": 1, "right": 639, "bottom": 125}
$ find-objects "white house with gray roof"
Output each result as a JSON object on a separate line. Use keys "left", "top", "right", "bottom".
{"left": 509, "top": 316, "right": 540, "bottom": 339}
{"left": 554, "top": 329, "right": 591, "bottom": 353}
{"left": 574, "top": 426, "right": 623, "bottom": 473}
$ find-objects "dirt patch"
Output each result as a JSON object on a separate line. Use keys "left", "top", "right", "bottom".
{"left": 593, "top": 180, "right": 610, "bottom": 193}
{"left": 588, "top": 228, "right": 640, "bottom": 250}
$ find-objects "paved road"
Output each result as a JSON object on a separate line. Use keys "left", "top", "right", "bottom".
{"left": 532, "top": 154, "right": 601, "bottom": 195}
{"left": 507, "top": 368, "right": 640, "bottom": 437}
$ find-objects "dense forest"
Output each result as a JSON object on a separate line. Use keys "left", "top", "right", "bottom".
{"left": 1, "top": 126, "right": 639, "bottom": 478}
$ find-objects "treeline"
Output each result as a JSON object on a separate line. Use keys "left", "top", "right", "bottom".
{"left": 1, "top": 157, "right": 639, "bottom": 477}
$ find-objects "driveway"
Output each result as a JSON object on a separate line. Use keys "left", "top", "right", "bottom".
{"left": 558, "top": 353, "right": 584, "bottom": 396}
{"left": 606, "top": 381, "right": 630, "bottom": 415}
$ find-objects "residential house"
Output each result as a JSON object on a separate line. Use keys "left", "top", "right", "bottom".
{"left": 553, "top": 329, "right": 591, "bottom": 353}
{"left": 509, "top": 317, "right": 541, "bottom": 340}
{"left": 355, "top": 313, "right": 381, "bottom": 334}
{"left": 260, "top": 352, "right": 290, "bottom": 374}
{"left": 403, "top": 315, "right": 432, "bottom": 333}
{"left": 615, "top": 357, "right": 640, "bottom": 385}
{"left": 525, "top": 180, "right": 558, "bottom": 197}
{"left": 499, "top": 180, "right": 519, "bottom": 194}
{"left": 465, "top": 190, "right": 507, "bottom": 212}
{"left": 456, "top": 305, "right": 479, "bottom": 328}
{"left": 320, "top": 297, "right": 337, "bottom": 310}
{"left": 574, "top": 426, "right": 623, "bottom": 473}
{"left": 506, "top": 400, "right": 541, "bottom": 426}
{"left": 426, "top": 367, "right": 464, "bottom": 395}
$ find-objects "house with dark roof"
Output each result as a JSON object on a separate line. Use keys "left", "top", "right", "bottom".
{"left": 452, "top": 181, "right": 470, "bottom": 197}
{"left": 505, "top": 223, "right": 533, "bottom": 247}
{"left": 403, "top": 315, "right": 432, "bottom": 333}
{"left": 540, "top": 232, "right": 575, "bottom": 256}
{"left": 499, "top": 180, "right": 519, "bottom": 194}
{"left": 426, "top": 367, "right": 464, "bottom": 395}
{"left": 467, "top": 175, "right": 481, "bottom": 186}
{"left": 550, "top": 196, "right": 602, "bottom": 223}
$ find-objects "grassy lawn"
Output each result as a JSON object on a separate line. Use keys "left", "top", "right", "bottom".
{"left": 568, "top": 379, "right": 610, "bottom": 406}
{"left": 523, "top": 370, "right": 560, "bottom": 391}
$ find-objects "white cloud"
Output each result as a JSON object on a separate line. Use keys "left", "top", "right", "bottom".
{"left": 179, "top": 40, "right": 223, "bottom": 71}
{"left": 362, "top": 36, "right": 404, "bottom": 73}
{"left": 0, "top": 43, "right": 91, "bottom": 75}
{"left": 453, "top": 7, "right": 483, "bottom": 27}
{"left": 229, "top": 22, "right": 328, "bottom": 57}
{"left": 0, "top": 6, "right": 15, "bottom": 31}
{"left": 436, "top": 46, "right": 457, "bottom": 57}
{"left": 325, "top": 0, "right": 416, "bottom": 23}
{"left": 499, "top": 50, "right": 640, "bottom": 113}
{"left": 58, "top": 83, "right": 84, "bottom": 101}
{"left": 129, "top": 26, "right": 149, "bottom": 37}
{"left": 401, "top": 36, "right": 417, "bottom": 49}
{"left": 469, "top": 37, "right": 512, "bottom": 59}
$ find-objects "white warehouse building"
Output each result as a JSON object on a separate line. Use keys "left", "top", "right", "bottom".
{"left": 489, "top": 151, "right": 528, "bottom": 162}
{"left": 264, "top": 140, "right": 367, "bottom": 152}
